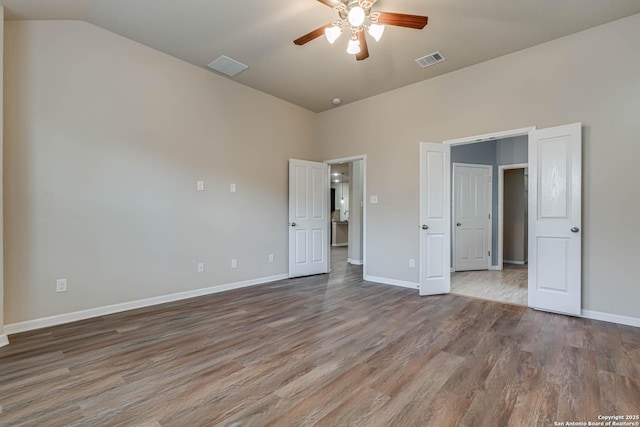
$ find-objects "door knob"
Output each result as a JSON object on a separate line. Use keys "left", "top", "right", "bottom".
{"left": 571, "top": 227, "right": 580, "bottom": 233}
{"left": 291, "top": 222, "right": 297, "bottom": 227}
{"left": 422, "top": 224, "right": 429, "bottom": 230}
{"left": 457, "top": 223, "right": 462, "bottom": 227}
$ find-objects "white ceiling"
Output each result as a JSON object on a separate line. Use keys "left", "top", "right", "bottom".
{"left": 3, "top": 0, "right": 640, "bottom": 112}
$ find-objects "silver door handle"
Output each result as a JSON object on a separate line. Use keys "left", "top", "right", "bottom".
{"left": 571, "top": 227, "right": 580, "bottom": 233}
{"left": 457, "top": 223, "right": 462, "bottom": 227}
{"left": 422, "top": 224, "right": 429, "bottom": 230}
{"left": 291, "top": 222, "right": 297, "bottom": 227}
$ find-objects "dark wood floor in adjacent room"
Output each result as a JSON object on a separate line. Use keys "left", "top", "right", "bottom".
{"left": 1, "top": 247, "right": 639, "bottom": 426}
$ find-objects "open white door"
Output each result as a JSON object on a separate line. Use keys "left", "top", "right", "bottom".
{"left": 289, "top": 159, "right": 329, "bottom": 278}
{"left": 529, "top": 123, "right": 582, "bottom": 315}
{"left": 419, "top": 143, "right": 451, "bottom": 296}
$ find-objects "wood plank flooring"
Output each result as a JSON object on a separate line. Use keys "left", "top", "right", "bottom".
{"left": 1, "top": 248, "right": 639, "bottom": 426}
{"left": 451, "top": 264, "right": 528, "bottom": 306}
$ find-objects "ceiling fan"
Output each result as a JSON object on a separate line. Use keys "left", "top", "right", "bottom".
{"left": 294, "top": 0, "right": 428, "bottom": 61}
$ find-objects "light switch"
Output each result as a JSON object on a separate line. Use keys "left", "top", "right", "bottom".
{"left": 230, "top": 183, "right": 236, "bottom": 193}
{"left": 197, "top": 262, "right": 205, "bottom": 273}
{"left": 370, "top": 196, "right": 378, "bottom": 204}
{"left": 56, "top": 278, "right": 68, "bottom": 293}
{"left": 197, "top": 180, "right": 205, "bottom": 191}
{"left": 231, "top": 258, "right": 238, "bottom": 269}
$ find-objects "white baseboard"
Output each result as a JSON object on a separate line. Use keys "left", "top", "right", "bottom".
{"left": 581, "top": 309, "right": 640, "bottom": 328}
{"left": 4, "top": 273, "right": 288, "bottom": 336}
{"left": 347, "top": 258, "right": 363, "bottom": 265}
{"left": 489, "top": 265, "right": 503, "bottom": 270}
{"left": 0, "top": 334, "right": 9, "bottom": 348}
{"left": 364, "top": 275, "right": 419, "bottom": 290}
{"left": 503, "top": 260, "right": 526, "bottom": 265}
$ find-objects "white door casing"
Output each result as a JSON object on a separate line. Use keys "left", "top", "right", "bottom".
{"left": 528, "top": 123, "right": 582, "bottom": 316}
{"left": 453, "top": 164, "right": 492, "bottom": 271}
{"left": 419, "top": 143, "right": 451, "bottom": 296}
{"left": 289, "top": 159, "right": 329, "bottom": 278}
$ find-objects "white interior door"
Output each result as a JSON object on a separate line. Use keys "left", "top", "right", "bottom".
{"left": 454, "top": 164, "right": 492, "bottom": 271}
{"left": 419, "top": 143, "right": 451, "bottom": 296}
{"left": 289, "top": 159, "right": 329, "bottom": 278}
{"left": 528, "top": 123, "right": 582, "bottom": 316}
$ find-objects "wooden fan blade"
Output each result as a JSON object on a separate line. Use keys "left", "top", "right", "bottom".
{"left": 356, "top": 31, "right": 369, "bottom": 61}
{"left": 317, "top": 0, "right": 339, "bottom": 7}
{"left": 376, "top": 12, "right": 428, "bottom": 29}
{"left": 294, "top": 24, "right": 331, "bottom": 46}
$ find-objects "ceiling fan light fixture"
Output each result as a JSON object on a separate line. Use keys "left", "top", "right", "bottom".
{"left": 346, "top": 38, "right": 361, "bottom": 54}
{"left": 368, "top": 23, "right": 385, "bottom": 42}
{"left": 348, "top": 6, "right": 365, "bottom": 27}
{"left": 325, "top": 25, "right": 342, "bottom": 44}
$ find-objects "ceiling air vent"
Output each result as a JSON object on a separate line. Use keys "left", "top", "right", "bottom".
{"left": 415, "top": 51, "right": 446, "bottom": 69}
{"left": 207, "top": 55, "right": 248, "bottom": 77}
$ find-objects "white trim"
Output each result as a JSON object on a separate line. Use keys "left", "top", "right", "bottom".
{"left": 365, "top": 275, "right": 419, "bottom": 290}
{"left": 444, "top": 126, "right": 536, "bottom": 146}
{"left": 581, "top": 310, "right": 640, "bottom": 328}
{"left": 498, "top": 163, "right": 528, "bottom": 270}
{"left": 503, "top": 260, "right": 526, "bottom": 265}
{"left": 489, "top": 265, "right": 502, "bottom": 271}
{"left": 4, "top": 274, "right": 288, "bottom": 335}
{"left": 331, "top": 243, "right": 348, "bottom": 247}
{"left": 452, "top": 163, "right": 493, "bottom": 272}
{"left": 347, "top": 258, "right": 363, "bottom": 265}
{"left": 0, "top": 334, "right": 9, "bottom": 347}
{"left": 325, "top": 155, "right": 367, "bottom": 278}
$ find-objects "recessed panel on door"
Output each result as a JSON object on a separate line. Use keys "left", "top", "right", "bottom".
{"left": 311, "top": 167, "right": 325, "bottom": 219}
{"left": 295, "top": 230, "right": 308, "bottom": 264}
{"left": 295, "top": 165, "right": 308, "bottom": 220}
{"left": 312, "top": 228, "right": 324, "bottom": 263}
{"left": 539, "top": 137, "right": 570, "bottom": 219}
{"left": 427, "top": 152, "right": 445, "bottom": 220}
{"left": 427, "top": 234, "right": 445, "bottom": 279}
{"left": 536, "top": 237, "right": 569, "bottom": 292}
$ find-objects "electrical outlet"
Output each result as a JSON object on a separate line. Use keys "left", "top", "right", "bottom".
{"left": 268, "top": 254, "right": 274, "bottom": 263}
{"left": 231, "top": 258, "right": 238, "bottom": 269}
{"left": 409, "top": 259, "right": 416, "bottom": 268}
{"left": 370, "top": 195, "right": 378, "bottom": 204}
{"left": 197, "top": 262, "right": 205, "bottom": 273}
{"left": 56, "top": 278, "right": 68, "bottom": 293}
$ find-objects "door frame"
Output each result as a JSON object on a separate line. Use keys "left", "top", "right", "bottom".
{"left": 498, "top": 163, "right": 528, "bottom": 270}
{"left": 324, "top": 155, "right": 367, "bottom": 277}
{"left": 444, "top": 126, "right": 535, "bottom": 294}
{"left": 452, "top": 163, "right": 493, "bottom": 272}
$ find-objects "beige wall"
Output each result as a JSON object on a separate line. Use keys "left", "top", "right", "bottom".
{"left": 4, "top": 21, "right": 317, "bottom": 324}
{"left": 503, "top": 169, "right": 525, "bottom": 263}
{"left": 318, "top": 13, "right": 640, "bottom": 318}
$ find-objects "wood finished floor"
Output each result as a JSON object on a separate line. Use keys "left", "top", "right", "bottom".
{"left": 1, "top": 248, "right": 639, "bottom": 426}
{"left": 451, "top": 264, "right": 528, "bottom": 306}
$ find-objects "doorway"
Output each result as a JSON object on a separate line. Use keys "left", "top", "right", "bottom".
{"left": 326, "top": 156, "right": 366, "bottom": 278}
{"left": 449, "top": 130, "right": 531, "bottom": 306}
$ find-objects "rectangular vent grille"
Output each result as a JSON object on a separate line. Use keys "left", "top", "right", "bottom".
{"left": 207, "top": 55, "right": 248, "bottom": 77}
{"left": 415, "top": 51, "right": 446, "bottom": 68}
